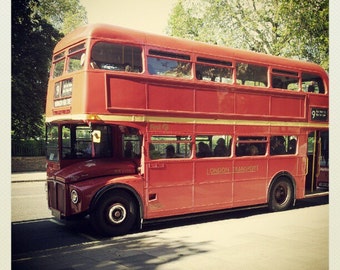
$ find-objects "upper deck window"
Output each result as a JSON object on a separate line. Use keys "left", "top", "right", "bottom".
{"left": 302, "top": 73, "right": 325, "bottom": 94}
{"left": 271, "top": 69, "right": 299, "bottom": 91}
{"left": 67, "top": 43, "right": 86, "bottom": 73}
{"left": 91, "top": 42, "right": 142, "bottom": 73}
{"left": 236, "top": 63, "right": 268, "bottom": 87}
{"left": 196, "top": 57, "right": 233, "bottom": 84}
{"left": 147, "top": 50, "right": 192, "bottom": 79}
{"left": 53, "top": 52, "right": 65, "bottom": 78}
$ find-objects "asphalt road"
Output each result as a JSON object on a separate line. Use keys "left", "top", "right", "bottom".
{"left": 11, "top": 180, "right": 330, "bottom": 270}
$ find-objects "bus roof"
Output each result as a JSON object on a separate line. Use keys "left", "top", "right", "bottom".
{"left": 55, "top": 23, "right": 327, "bottom": 75}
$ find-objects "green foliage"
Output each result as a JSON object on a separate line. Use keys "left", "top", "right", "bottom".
{"left": 12, "top": 0, "right": 88, "bottom": 140}
{"left": 167, "top": 0, "right": 329, "bottom": 70}
{"left": 12, "top": 0, "right": 62, "bottom": 140}
{"left": 31, "top": 0, "right": 88, "bottom": 35}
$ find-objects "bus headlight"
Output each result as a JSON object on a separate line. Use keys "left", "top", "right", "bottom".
{"left": 70, "top": 189, "right": 79, "bottom": 204}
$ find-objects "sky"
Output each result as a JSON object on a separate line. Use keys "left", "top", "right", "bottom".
{"left": 80, "top": 0, "right": 178, "bottom": 35}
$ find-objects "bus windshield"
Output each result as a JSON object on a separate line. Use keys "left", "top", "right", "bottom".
{"left": 46, "top": 124, "right": 113, "bottom": 161}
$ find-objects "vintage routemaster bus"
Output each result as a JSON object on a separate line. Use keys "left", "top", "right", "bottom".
{"left": 46, "top": 24, "right": 329, "bottom": 236}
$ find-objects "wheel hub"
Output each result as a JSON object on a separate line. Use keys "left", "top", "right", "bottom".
{"left": 108, "top": 203, "right": 127, "bottom": 224}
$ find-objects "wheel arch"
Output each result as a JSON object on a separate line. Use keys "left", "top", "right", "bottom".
{"left": 267, "top": 171, "right": 297, "bottom": 207}
{"left": 89, "top": 183, "right": 144, "bottom": 227}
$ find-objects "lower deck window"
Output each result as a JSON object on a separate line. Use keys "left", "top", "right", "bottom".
{"left": 195, "top": 135, "right": 232, "bottom": 158}
{"left": 270, "top": 135, "right": 297, "bottom": 155}
{"left": 236, "top": 136, "right": 267, "bottom": 156}
{"left": 149, "top": 135, "right": 192, "bottom": 159}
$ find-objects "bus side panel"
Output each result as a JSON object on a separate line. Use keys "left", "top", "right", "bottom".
{"left": 148, "top": 84, "right": 194, "bottom": 112}
{"left": 194, "top": 159, "right": 233, "bottom": 209}
{"left": 271, "top": 95, "right": 305, "bottom": 118}
{"left": 268, "top": 156, "right": 306, "bottom": 199}
{"left": 145, "top": 160, "right": 194, "bottom": 218}
{"left": 106, "top": 76, "right": 146, "bottom": 110}
{"left": 195, "top": 88, "right": 235, "bottom": 114}
{"left": 235, "top": 92, "right": 270, "bottom": 116}
{"left": 308, "top": 94, "right": 328, "bottom": 109}
{"left": 232, "top": 158, "right": 268, "bottom": 207}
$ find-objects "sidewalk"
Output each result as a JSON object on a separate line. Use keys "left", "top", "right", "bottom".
{"left": 11, "top": 171, "right": 46, "bottom": 182}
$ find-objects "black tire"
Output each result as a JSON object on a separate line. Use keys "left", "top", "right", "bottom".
{"left": 268, "top": 177, "right": 294, "bottom": 211}
{"left": 90, "top": 190, "right": 137, "bottom": 236}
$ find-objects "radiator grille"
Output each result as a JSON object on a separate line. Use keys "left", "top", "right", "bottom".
{"left": 47, "top": 180, "right": 66, "bottom": 214}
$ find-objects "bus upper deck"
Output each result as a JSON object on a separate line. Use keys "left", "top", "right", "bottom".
{"left": 46, "top": 24, "right": 328, "bottom": 126}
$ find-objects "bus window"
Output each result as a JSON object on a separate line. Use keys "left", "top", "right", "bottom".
{"left": 123, "top": 134, "right": 141, "bottom": 158}
{"left": 196, "top": 57, "right": 233, "bottom": 84}
{"left": 236, "top": 63, "right": 268, "bottom": 87}
{"left": 147, "top": 50, "right": 192, "bottom": 78}
{"left": 236, "top": 136, "right": 267, "bottom": 156}
{"left": 302, "top": 73, "right": 325, "bottom": 94}
{"left": 271, "top": 69, "right": 299, "bottom": 90}
{"left": 46, "top": 125, "right": 59, "bottom": 161}
{"left": 270, "top": 135, "right": 297, "bottom": 155}
{"left": 53, "top": 52, "right": 65, "bottom": 78}
{"left": 91, "top": 42, "right": 142, "bottom": 73}
{"left": 60, "top": 124, "right": 112, "bottom": 159}
{"left": 67, "top": 43, "right": 86, "bottom": 73}
{"left": 195, "top": 135, "right": 232, "bottom": 158}
{"left": 149, "top": 135, "right": 192, "bottom": 159}
{"left": 320, "top": 131, "right": 329, "bottom": 166}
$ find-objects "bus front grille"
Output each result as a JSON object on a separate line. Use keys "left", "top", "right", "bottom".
{"left": 47, "top": 180, "right": 66, "bottom": 215}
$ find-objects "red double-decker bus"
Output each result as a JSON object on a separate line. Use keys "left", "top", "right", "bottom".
{"left": 46, "top": 24, "right": 328, "bottom": 236}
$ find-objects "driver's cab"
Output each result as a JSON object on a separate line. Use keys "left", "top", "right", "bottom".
{"left": 46, "top": 123, "right": 143, "bottom": 176}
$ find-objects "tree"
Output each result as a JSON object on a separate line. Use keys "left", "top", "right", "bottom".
{"left": 166, "top": 0, "right": 329, "bottom": 70}
{"left": 12, "top": 0, "right": 88, "bottom": 140}
{"left": 31, "top": 0, "right": 88, "bottom": 35}
{"left": 12, "top": 0, "right": 62, "bottom": 139}
{"left": 277, "top": 0, "right": 329, "bottom": 69}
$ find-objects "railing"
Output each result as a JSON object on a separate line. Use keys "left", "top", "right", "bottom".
{"left": 12, "top": 140, "right": 46, "bottom": 157}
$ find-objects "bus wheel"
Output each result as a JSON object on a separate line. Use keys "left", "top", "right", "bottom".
{"left": 268, "top": 177, "right": 294, "bottom": 212}
{"left": 90, "top": 190, "right": 137, "bottom": 236}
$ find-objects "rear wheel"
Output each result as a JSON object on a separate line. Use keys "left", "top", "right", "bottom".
{"left": 268, "top": 177, "right": 294, "bottom": 211}
{"left": 90, "top": 190, "right": 137, "bottom": 236}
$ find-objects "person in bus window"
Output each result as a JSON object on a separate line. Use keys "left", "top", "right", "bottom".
{"left": 214, "top": 138, "right": 228, "bottom": 157}
{"left": 308, "top": 82, "right": 316, "bottom": 92}
{"left": 125, "top": 64, "right": 132, "bottom": 72}
{"left": 272, "top": 78, "right": 283, "bottom": 89}
{"left": 197, "top": 142, "right": 213, "bottom": 158}
{"left": 288, "top": 138, "right": 297, "bottom": 154}
{"left": 246, "top": 144, "right": 259, "bottom": 156}
{"left": 124, "top": 141, "right": 135, "bottom": 158}
{"left": 270, "top": 136, "right": 286, "bottom": 155}
{"left": 165, "top": 145, "right": 175, "bottom": 158}
{"left": 196, "top": 70, "right": 203, "bottom": 80}
{"left": 149, "top": 144, "right": 161, "bottom": 159}
{"left": 90, "top": 59, "right": 99, "bottom": 69}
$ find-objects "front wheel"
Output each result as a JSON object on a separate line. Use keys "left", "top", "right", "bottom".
{"left": 90, "top": 190, "right": 137, "bottom": 236}
{"left": 268, "top": 177, "right": 294, "bottom": 211}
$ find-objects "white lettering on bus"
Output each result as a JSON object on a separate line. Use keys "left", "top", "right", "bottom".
{"left": 207, "top": 165, "right": 259, "bottom": 176}
{"left": 233, "top": 165, "right": 259, "bottom": 173}
{"left": 207, "top": 167, "right": 231, "bottom": 175}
